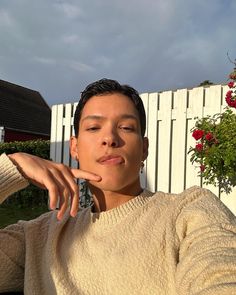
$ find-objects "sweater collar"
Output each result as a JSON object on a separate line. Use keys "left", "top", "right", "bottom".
{"left": 88, "top": 189, "right": 154, "bottom": 226}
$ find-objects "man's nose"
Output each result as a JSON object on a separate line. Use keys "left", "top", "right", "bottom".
{"left": 101, "top": 129, "right": 119, "bottom": 147}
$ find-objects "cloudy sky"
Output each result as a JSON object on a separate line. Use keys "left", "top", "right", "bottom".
{"left": 0, "top": 0, "right": 236, "bottom": 106}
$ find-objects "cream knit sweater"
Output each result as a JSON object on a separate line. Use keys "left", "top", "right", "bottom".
{"left": 0, "top": 153, "right": 236, "bottom": 295}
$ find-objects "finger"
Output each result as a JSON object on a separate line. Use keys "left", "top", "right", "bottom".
{"left": 45, "top": 170, "right": 71, "bottom": 213}
{"left": 55, "top": 166, "right": 80, "bottom": 216}
{"left": 57, "top": 192, "right": 69, "bottom": 220}
{"left": 58, "top": 166, "right": 80, "bottom": 198}
{"left": 70, "top": 187, "right": 79, "bottom": 217}
{"left": 71, "top": 168, "right": 101, "bottom": 181}
{"left": 48, "top": 188, "right": 59, "bottom": 210}
{"left": 42, "top": 173, "right": 60, "bottom": 210}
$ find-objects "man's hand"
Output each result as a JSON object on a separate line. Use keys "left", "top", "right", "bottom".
{"left": 8, "top": 153, "right": 101, "bottom": 220}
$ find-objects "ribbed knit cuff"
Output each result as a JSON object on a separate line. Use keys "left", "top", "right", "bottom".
{"left": 0, "top": 153, "right": 29, "bottom": 204}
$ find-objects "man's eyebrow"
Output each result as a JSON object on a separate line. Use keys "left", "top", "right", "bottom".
{"left": 120, "top": 114, "right": 138, "bottom": 121}
{"left": 81, "top": 115, "right": 104, "bottom": 123}
{"left": 81, "top": 114, "right": 138, "bottom": 123}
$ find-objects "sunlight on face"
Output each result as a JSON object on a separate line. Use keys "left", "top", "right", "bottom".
{"left": 72, "top": 93, "right": 148, "bottom": 194}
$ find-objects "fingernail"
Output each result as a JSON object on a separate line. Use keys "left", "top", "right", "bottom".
{"left": 51, "top": 204, "right": 56, "bottom": 210}
{"left": 71, "top": 206, "right": 78, "bottom": 216}
{"left": 70, "top": 211, "right": 77, "bottom": 217}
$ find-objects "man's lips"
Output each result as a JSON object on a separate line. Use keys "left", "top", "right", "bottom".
{"left": 97, "top": 155, "right": 125, "bottom": 165}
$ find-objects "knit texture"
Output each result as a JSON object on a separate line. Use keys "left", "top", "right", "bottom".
{"left": 0, "top": 153, "right": 29, "bottom": 203}
{"left": 0, "top": 154, "right": 236, "bottom": 294}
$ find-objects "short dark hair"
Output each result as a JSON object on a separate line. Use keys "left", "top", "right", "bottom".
{"left": 73, "top": 78, "right": 146, "bottom": 137}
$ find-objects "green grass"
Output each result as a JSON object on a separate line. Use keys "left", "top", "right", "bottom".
{"left": 0, "top": 205, "right": 49, "bottom": 228}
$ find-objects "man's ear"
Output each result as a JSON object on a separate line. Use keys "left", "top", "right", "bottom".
{"left": 70, "top": 136, "right": 78, "bottom": 160}
{"left": 142, "top": 137, "right": 149, "bottom": 161}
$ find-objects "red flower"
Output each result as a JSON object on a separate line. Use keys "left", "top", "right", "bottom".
{"left": 200, "top": 164, "right": 205, "bottom": 172}
{"left": 228, "top": 81, "right": 235, "bottom": 88}
{"left": 192, "top": 129, "right": 204, "bottom": 140}
{"left": 226, "top": 96, "right": 232, "bottom": 106}
{"left": 195, "top": 143, "right": 203, "bottom": 152}
{"left": 226, "top": 90, "right": 232, "bottom": 99}
{"left": 205, "top": 132, "right": 213, "bottom": 141}
{"left": 232, "top": 99, "right": 236, "bottom": 108}
{"left": 226, "top": 93, "right": 236, "bottom": 108}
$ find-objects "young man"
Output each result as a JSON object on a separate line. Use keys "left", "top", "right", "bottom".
{"left": 0, "top": 79, "right": 236, "bottom": 294}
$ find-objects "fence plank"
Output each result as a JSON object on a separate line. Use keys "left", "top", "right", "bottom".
{"left": 157, "top": 91, "right": 172, "bottom": 192}
{"left": 63, "top": 104, "right": 72, "bottom": 166}
{"left": 55, "top": 104, "right": 64, "bottom": 163}
{"left": 140, "top": 93, "right": 149, "bottom": 188}
{"left": 50, "top": 105, "right": 58, "bottom": 161}
{"left": 186, "top": 87, "right": 204, "bottom": 189}
{"left": 202, "top": 85, "right": 222, "bottom": 196}
{"left": 218, "top": 85, "right": 236, "bottom": 212}
{"left": 171, "top": 89, "right": 188, "bottom": 193}
{"left": 146, "top": 92, "right": 158, "bottom": 192}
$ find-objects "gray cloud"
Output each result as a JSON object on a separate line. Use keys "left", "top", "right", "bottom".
{"left": 0, "top": 0, "right": 235, "bottom": 106}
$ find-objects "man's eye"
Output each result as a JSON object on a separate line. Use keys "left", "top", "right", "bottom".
{"left": 120, "top": 126, "right": 134, "bottom": 131}
{"left": 86, "top": 127, "right": 100, "bottom": 131}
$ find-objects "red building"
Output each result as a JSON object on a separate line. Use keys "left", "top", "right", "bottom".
{"left": 0, "top": 80, "right": 51, "bottom": 142}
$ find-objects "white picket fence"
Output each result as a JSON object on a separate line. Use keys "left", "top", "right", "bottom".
{"left": 50, "top": 84, "right": 236, "bottom": 214}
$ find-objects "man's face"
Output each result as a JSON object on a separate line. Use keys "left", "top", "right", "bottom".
{"left": 71, "top": 93, "right": 148, "bottom": 194}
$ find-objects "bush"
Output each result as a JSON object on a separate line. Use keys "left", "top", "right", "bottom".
{"left": 189, "top": 108, "right": 236, "bottom": 194}
{"left": 0, "top": 140, "right": 50, "bottom": 208}
{"left": 188, "top": 62, "right": 236, "bottom": 194}
{"left": 0, "top": 140, "right": 50, "bottom": 159}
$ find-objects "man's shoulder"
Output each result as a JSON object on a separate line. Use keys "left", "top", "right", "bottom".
{"left": 150, "top": 186, "right": 235, "bottom": 219}
{"left": 152, "top": 185, "right": 219, "bottom": 204}
{"left": 18, "top": 210, "right": 57, "bottom": 230}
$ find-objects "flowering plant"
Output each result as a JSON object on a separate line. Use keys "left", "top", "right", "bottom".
{"left": 189, "top": 64, "right": 236, "bottom": 194}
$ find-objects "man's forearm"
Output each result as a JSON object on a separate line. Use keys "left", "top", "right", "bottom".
{"left": 0, "top": 153, "right": 29, "bottom": 204}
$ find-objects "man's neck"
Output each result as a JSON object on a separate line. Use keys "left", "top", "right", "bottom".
{"left": 90, "top": 185, "right": 143, "bottom": 212}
